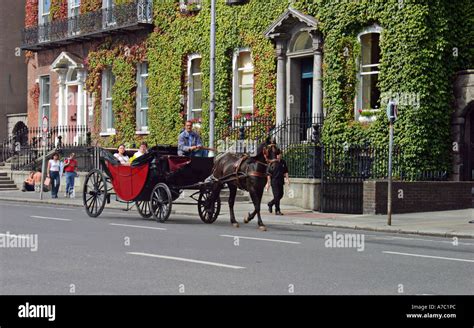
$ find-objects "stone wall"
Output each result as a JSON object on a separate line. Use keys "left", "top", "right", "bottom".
{"left": 363, "top": 180, "right": 474, "bottom": 214}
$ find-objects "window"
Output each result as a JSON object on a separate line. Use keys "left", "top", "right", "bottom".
{"left": 39, "top": 0, "right": 51, "bottom": 25}
{"left": 233, "top": 50, "right": 254, "bottom": 116}
{"left": 292, "top": 32, "right": 313, "bottom": 52}
{"left": 39, "top": 76, "right": 50, "bottom": 125}
{"left": 69, "top": 0, "right": 80, "bottom": 17}
{"left": 188, "top": 56, "right": 202, "bottom": 121}
{"left": 101, "top": 69, "right": 115, "bottom": 133}
{"left": 103, "top": 0, "right": 115, "bottom": 27}
{"left": 136, "top": 63, "right": 149, "bottom": 132}
{"left": 357, "top": 26, "right": 382, "bottom": 115}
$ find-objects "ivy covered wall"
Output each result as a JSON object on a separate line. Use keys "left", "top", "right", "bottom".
{"left": 79, "top": 0, "right": 473, "bottom": 173}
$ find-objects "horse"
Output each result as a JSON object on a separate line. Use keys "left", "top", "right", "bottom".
{"left": 210, "top": 141, "right": 278, "bottom": 231}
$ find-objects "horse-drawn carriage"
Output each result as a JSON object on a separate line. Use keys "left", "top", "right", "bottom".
{"left": 83, "top": 142, "right": 277, "bottom": 230}
{"left": 82, "top": 146, "right": 221, "bottom": 224}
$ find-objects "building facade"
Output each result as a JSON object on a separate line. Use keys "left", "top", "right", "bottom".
{"left": 21, "top": 0, "right": 474, "bottom": 179}
{"left": 0, "top": 0, "right": 28, "bottom": 141}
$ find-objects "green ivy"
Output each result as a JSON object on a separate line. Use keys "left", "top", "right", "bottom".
{"left": 83, "top": 0, "right": 473, "bottom": 174}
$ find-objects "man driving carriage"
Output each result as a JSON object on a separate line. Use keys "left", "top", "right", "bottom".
{"left": 178, "top": 121, "right": 204, "bottom": 157}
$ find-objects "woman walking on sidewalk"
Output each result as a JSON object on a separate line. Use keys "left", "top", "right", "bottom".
{"left": 47, "top": 152, "right": 61, "bottom": 198}
{"left": 63, "top": 153, "right": 78, "bottom": 198}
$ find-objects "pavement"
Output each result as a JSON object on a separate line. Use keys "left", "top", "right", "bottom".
{"left": 0, "top": 189, "right": 473, "bottom": 239}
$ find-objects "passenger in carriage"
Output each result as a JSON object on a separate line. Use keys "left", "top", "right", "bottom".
{"left": 130, "top": 142, "right": 148, "bottom": 163}
{"left": 178, "top": 121, "right": 204, "bottom": 157}
{"left": 114, "top": 144, "right": 130, "bottom": 165}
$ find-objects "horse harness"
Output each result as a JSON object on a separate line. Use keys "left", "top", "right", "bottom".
{"left": 233, "top": 155, "right": 267, "bottom": 189}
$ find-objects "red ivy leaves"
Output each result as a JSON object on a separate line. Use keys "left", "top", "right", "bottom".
{"left": 29, "top": 83, "right": 40, "bottom": 107}
{"left": 25, "top": 0, "right": 38, "bottom": 28}
{"left": 50, "top": 0, "right": 68, "bottom": 20}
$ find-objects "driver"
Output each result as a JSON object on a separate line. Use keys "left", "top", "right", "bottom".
{"left": 178, "top": 121, "right": 203, "bottom": 157}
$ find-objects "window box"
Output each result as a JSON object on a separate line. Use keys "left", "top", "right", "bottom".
{"left": 357, "top": 109, "right": 379, "bottom": 123}
{"left": 179, "top": 0, "right": 201, "bottom": 14}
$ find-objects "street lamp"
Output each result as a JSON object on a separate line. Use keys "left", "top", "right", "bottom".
{"left": 209, "top": 0, "right": 216, "bottom": 154}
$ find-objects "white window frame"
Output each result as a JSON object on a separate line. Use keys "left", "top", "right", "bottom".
{"left": 38, "top": 0, "right": 51, "bottom": 25}
{"left": 39, "top": 75, "right": 51, "bottom": 127}
{"left": 355, "top": 24, "right": 383, "bottom": 120}
{"left": 187, "top": 54, "right": 203, "bottom": 121}
{"left": 136, "top": 62, "right": 149, "bottom": 134}
{"left": 102, "top": 0, "right": 116, "bottom": 27}
{"left": 232, "top": 48, "right": 254, "bottom": 119}
{"left": 68, "top": 0, "right": 80, "bottom": 17}
{"left": 101, "top": 69, "right": 115, "bottom": 135}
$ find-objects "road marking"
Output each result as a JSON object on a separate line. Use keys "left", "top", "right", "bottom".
{"left": 30, "top": 215, "right": 71, "bottom": 221}
{"left": 110, "top": 223, "right": 167, "bottom": 231}
{"left": 383, "top": 251, "right": 474, "bottom": 263}
{"left": 0, "top": 203, "right": 76, "bottom": 211}
{"left": 220, "top": 235, "right": 301, "bottom": 245}
{"left": 128, "top": 252, "right": 245, "bottom": 270}
{"left": 374, "top": 236, "right": 474, "bottom": 246}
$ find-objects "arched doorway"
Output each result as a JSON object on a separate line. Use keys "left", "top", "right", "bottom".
{"left": 12, "top": 121, "right": 28, "bottom": 147}
{"left": 463, "top": 102, "right": 474, "bottom": 180}
{"left": 452, "top": 70, "right": 474, "bottom": 181}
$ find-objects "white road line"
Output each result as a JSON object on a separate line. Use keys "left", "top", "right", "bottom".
{"left": 30, "top": 216, "right": 71, "bottom": 221}
{"left": 127, "top": 252, "right": 245, "bottom": 270}
{"left": 383, "top": 251, "right": 474, "bottom": 263}
{"left": 110, "top": 223, "right": 167, "bottom": 231}
{"left": 374, "top": 236, "right": 474, "bottom": 246}
{"left": 220, "top": 235, "right": 301, "bottom": 245}
{"left": 1, "top": 203, "right": 76, "bottom": 211}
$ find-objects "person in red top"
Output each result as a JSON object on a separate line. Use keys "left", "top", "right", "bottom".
{"left": 63, "top": 153, "right": 78, "bottom": 198}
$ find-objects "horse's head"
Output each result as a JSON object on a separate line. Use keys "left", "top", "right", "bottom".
{"left": 256, "top": 138, "right": 279, "bottom": 163}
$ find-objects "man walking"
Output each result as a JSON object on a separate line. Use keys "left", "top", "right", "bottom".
{"left": 266, "top": 151, "right": 290, "bottom": 215}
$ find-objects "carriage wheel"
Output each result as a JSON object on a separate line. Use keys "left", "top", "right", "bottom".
{"left": 135, "top": 201, "right": 153, "bottom": 219}
{"left": 198, "top": 189, "right": 221, "bottom": 224}
{"left": 150, "top": 183, "right": 172, "bottom": 223}
{"left": 83, "top": 169, "right": 107, "bottom": 218}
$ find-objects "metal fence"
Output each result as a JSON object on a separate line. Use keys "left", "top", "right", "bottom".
{"left": 1, "top": 125, "right": 91, "bottom": 171}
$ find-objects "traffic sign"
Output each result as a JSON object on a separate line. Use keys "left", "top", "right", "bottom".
{"left": 42, "top": 116, "right": 49, "bottom": 134}
{"left": 386, "top": 101, "right": 398, "bottom": 123}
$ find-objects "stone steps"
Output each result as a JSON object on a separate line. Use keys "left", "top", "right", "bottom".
{"left": 0, "top": 172, "right": 18, "bottom": 190}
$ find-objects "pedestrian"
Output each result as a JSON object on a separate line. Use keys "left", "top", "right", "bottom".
{"left": 178, "top": 121, "right": 204, "bottom": 157}
{"left": 47, "top": 152, "right": 61, "bottom": 198}
{"left": 63, "top": 152, "right": 78, "bottom": 198}
{"left": 22, "top": 171, "right": 35, "bottom": 192}
{"left": 266, "top": 150, "right": 290, "bottom": 215}
{"left": 33, "top": 169, "right": 42, "bottom": 192}
{"left": 114, "top": 144, "right": 130, "bottom": 165}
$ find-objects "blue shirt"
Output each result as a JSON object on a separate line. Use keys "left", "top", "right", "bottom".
{"left": 178, "top": 130, "right": 203, "bottom": 156}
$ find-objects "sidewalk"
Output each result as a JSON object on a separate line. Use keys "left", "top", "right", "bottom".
{"left": 0, "top": 190, "right": 473, "bottom": 238}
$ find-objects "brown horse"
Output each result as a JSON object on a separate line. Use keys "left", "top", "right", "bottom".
{"left": 210, "top": 142, "right": 278, "bottom": 231}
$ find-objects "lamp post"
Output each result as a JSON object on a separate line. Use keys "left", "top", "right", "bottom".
{"left": 209, "top": 0, "right": 216, "bottom": 155}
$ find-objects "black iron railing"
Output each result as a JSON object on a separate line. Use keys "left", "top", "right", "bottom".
{"left": 22, "top": 0, "right": 153, "bottom": 49}
{"left": 1, "top": 125, "right": 91, "bottom": 171}
{"left": 215, "top": 116, "right": 275, "bottom": 153}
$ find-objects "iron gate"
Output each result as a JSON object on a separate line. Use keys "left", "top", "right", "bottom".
{"left": 320, "top": 146, "right": 371, "bottom": 214}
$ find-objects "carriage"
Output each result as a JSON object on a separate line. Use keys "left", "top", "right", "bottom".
{"left": 82, "top": 146, "right": 221, "bottom": 224}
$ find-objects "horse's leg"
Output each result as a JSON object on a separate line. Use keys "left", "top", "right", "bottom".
{"left": 244, "top": 186, "right": 266, "bottom": 231}
{"left": 228, "top": 183, "right": 239, "bottom": 228}
{"left": 254, "top": 184, "right": 266, "bottom": 231}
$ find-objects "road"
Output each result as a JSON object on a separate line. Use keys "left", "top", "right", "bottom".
{"left": 0, "top": 200, "right": 473, "bottom": 295}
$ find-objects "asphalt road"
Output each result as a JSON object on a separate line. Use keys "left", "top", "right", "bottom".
{"left": 0, "top": 200, "right": 473, "bottom": 295}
